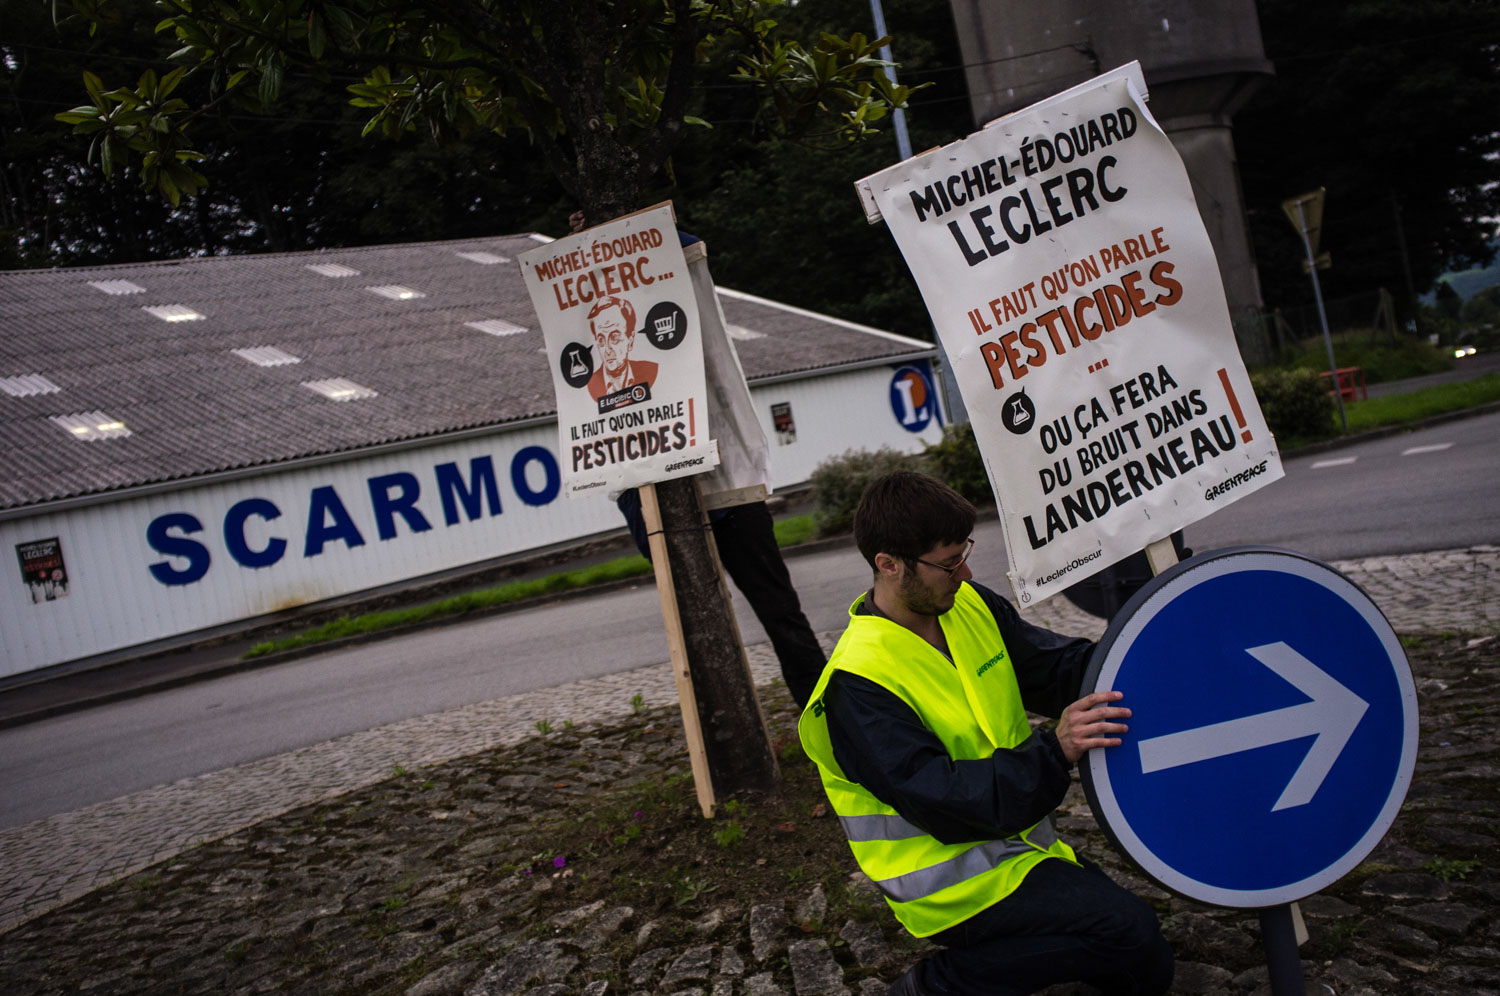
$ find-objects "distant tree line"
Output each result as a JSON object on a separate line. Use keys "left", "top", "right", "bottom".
{"left": 4, "top": 0, "right": 1496, "bottom": 338}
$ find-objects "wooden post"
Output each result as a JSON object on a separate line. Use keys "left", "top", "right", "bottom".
{"left": 639, "top": 481, "right": 718, "bottom": 818}
{"left": 641, "top": 477, "right": 780, "bottom": 813}
{"left": 1144, "top": 536, "right": 1180, "bottom": 577}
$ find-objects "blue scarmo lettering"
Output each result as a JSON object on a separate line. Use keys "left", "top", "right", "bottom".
{"left": 145, "top": 446, "right": 561, "bottom": 586}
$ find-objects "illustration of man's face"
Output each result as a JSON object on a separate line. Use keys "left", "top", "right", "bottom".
{"left": 592, "top": 305, "right": 634, "bottom": 377}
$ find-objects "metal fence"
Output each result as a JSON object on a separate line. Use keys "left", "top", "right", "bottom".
{"left": 1233, "top": 288, "right": 1405, "bottom": 368}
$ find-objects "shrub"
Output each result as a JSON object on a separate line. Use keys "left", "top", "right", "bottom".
{"left": 808, "top": 446, "right": 928, "bottom": 537}
{"left": 923, "top": 422, "right": 995, "bottom": 507}
{"left": 1250, "top": 368, "right": 1336, "bottom": 443}
{"left": 1286, "top": 335, "right": 1452, "bottom": 383}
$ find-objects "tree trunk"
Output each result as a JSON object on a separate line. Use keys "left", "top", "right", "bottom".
{"left": 654, "top": 476, "right": 781, "bottom": 799}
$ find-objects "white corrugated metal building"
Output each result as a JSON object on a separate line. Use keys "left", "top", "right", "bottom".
{"left": 0, "top": 235, "right": 946, "bottom": 679}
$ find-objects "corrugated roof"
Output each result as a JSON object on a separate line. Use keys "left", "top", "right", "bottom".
{"left": 0, "top": 235, "right": 934, "bottom": 512}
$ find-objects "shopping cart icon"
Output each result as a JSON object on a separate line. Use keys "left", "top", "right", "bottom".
{"left": 652, "top": 313, "right": 677, "bottom": 343}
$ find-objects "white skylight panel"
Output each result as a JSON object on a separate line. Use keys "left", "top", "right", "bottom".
{"left": 307, "top": 263, "right": 361, "bottom": 278}
{"left": 726, "top": 324, "right": 764, "bottom": 341}
{"left": 87, "top": 279, "right": 145, "bottom": 295}
{"left": 142, "top": 304, "right": 205, "bottom": 322}
{"left": 465, "top": 319, "right": 528, "bottom": 337}
{"left": 366, "top": 285, "right": 425, "bottom": 301}
{"left": 232, "top": 346, "right": 302, "bottom": 367}
{"left": 0, "top": 374, "right": 62, "bottom": 397}
{"left": 52, "top": 412, "right": 131, "bottom": 440}
{"left": 302, "top": 378, "right": 377, "bottom": 401}
{"left": 456, "top": 251, "right": 509, "bottom": 265}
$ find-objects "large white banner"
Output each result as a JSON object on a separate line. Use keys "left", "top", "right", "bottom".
{"left": 858, "top": 63, "right": 1283, "bottom": 605}
{"left": 521, "top": 204, "right": 719, "bottom": 498}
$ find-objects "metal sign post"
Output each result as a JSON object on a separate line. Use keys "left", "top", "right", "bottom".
{"left": 1283, "top": 188, "right": 1347, "bottom": 429}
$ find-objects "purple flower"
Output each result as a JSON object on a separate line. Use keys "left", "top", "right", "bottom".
{"left": 553, "top": 855, "right": 567, "bottom": 869}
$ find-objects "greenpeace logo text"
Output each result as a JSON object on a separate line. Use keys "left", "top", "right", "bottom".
{"left": 975, "top": 651, "right": 1007, "bottom": 678}
{"left": 1205, "top": 460, "right": 1269, "bottom": 501}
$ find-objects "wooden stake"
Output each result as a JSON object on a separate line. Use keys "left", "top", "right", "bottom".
{"left": 639, "top": 482, "right": 717, "bottom": 818}
{"left": 1145, "top": 536, "right": 1180, "bottom": 577}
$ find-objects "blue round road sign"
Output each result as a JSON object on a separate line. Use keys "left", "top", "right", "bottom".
{"left": 1082, "top": 547, "right": 1418, "bottom": 908}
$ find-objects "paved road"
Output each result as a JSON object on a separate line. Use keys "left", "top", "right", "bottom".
{"left": 2, "top": 411, "right": 1497, "bottom": 830}
{"left": 1190, "top": 408, "right": 1500, "bottom": 558}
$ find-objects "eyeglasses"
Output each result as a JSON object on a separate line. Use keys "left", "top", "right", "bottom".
{"left": 913, "top": 537, "right": 975, "bottom": 579}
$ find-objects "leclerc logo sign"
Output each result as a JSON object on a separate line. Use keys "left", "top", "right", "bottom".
{"left": 889, "top": 363, "right": 940, "bottom": 433}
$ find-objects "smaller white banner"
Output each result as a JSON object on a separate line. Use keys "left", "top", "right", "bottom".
{"left": 521, "top": 204, "right": 719, "bottom": 497}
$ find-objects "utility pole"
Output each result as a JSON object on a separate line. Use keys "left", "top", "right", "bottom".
{"left": 868, "top": 0, "right": 967, "bottom": 425}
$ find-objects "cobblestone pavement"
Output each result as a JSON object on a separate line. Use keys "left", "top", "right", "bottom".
{"left": 0, "top": 545, "right": 1496, "bottom": 995}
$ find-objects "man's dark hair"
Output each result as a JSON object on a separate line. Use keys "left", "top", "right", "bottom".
{"left": 853, "top": 470, "right": 976, "bottom": 569}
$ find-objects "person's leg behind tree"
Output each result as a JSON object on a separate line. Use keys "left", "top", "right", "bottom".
{"left": 710, "top": 501, "right": 826, "bottom": 709}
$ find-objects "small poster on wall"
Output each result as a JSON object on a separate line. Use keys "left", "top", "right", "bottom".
{"left": 771, "top": 402, "right": 796, "bottom": 445}
{"left": 17, "top": 537, "right": 70, "bottom": 603}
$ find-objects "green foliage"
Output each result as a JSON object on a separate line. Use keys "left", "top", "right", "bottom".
{"left": 807, "top": 446, "right": 927, "bottom": 537}
{"left": 1423, "top": 857, "right": 1480, "bottom": 882}
{"left": 1285, "top": 335, "right": 1453, "bottom": 384}
{"left": 1236, "top": 0, "right": 1500, "bottom": 308}
{"left": 54, "top": 66, "right": 207, "bottom": 205}
{"left": 713, "top": 820, "right": 746, "bottom": 847}
{"left": 535, "top": 719, "right": 554, "bottom": 735}
{"left": 630, "top": 693, "right": 647, "bottom": 715}
{"left": 922, "top": 422, "right": 993, "bottom": 507}
{"left": 1461, "top": 285, "right": 1500, "bottom": 328}
{"left": 1249, "top": 369, "right": 1336, "bottom": 443}
{"left": 672, "top": 875, "right": 720, "bottom": 907}
{"left": 53, "top": 0, "right": 923, "bottom": 218}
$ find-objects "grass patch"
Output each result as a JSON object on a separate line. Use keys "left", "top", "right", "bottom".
{"left": 244, "top": 554, "right": 652, "bottom": 657}
{"left": 244, "top": 511, "right": 816, "bottom": 659}
{"left": 1340, "top": 374, "right": 1500, "bottom": 432}
{"left": 773, "top": 513, "right": 815, "bottom": 547}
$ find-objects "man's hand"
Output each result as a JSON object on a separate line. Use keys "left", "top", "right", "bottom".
{"left": 1055, "top": 690, "right": 1131, "bottom": 765}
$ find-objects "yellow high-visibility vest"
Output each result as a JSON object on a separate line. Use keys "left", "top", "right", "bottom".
{"left": 799, "top": 583, "right": 1077, "bottom": 937}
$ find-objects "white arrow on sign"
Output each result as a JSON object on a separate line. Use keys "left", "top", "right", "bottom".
{"left": 1136, "top": 642, "right": 1369, "bottom": 811}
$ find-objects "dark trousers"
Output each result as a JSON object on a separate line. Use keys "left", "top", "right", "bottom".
{"left": 920, "top": 858, "right": 1174, "bottom": 996}
{"left": 617, "top": 492, "right": 825, "bottom": 708}
{"left": 708, "top": 501, "right": 825, "bottom": 709}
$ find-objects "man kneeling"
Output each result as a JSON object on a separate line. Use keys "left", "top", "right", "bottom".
{"left": 798, "top": 471, "right": 1173, "bottom": 995}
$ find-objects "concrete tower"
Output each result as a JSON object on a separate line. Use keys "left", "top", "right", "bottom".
{"left": 949, "top": 1, "right": 1272, "bottom": 324}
